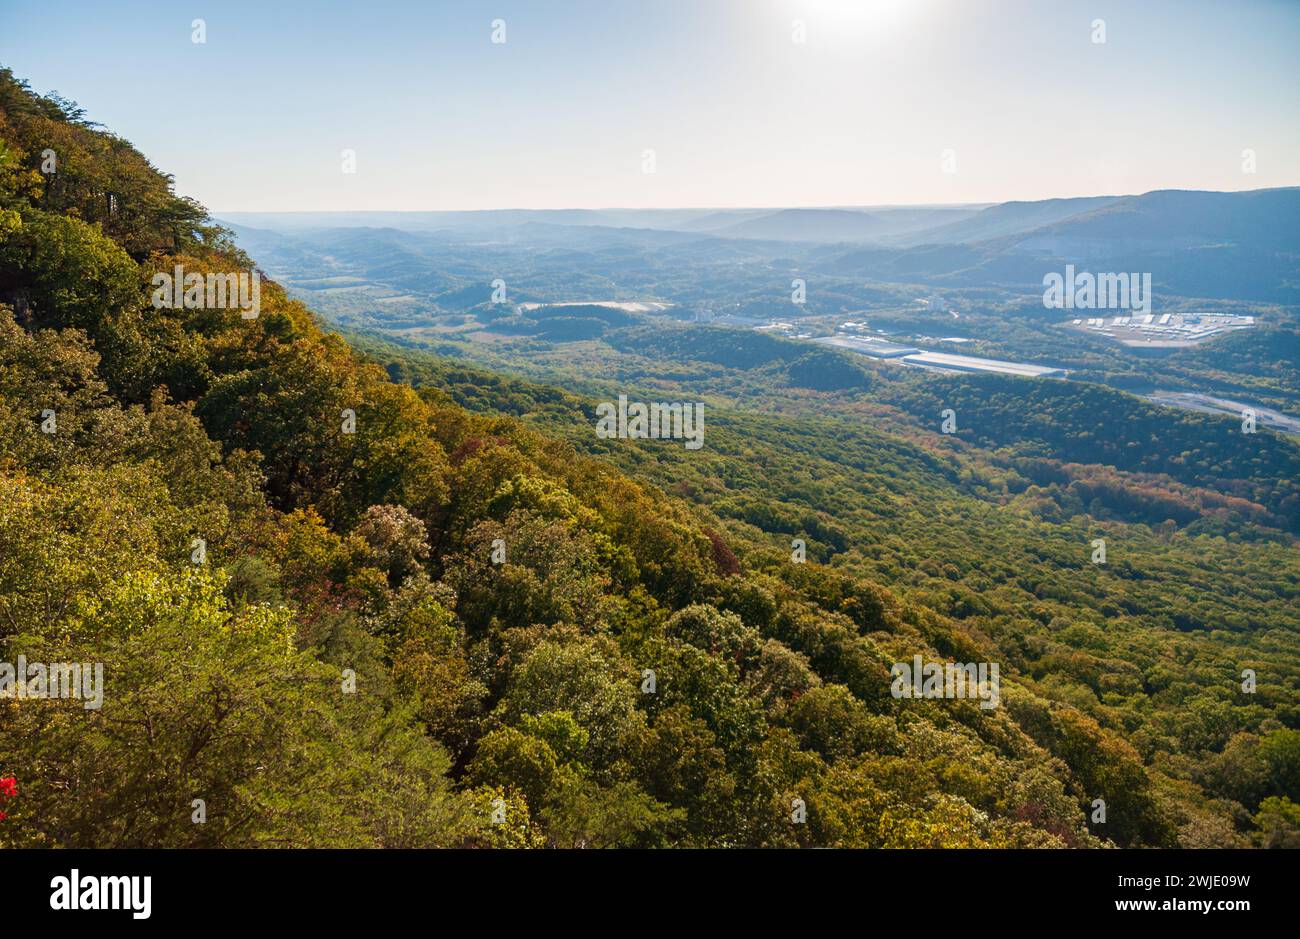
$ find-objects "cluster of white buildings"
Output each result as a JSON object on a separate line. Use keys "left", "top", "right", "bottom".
{"left": 754, "top": 320, "right": 811, "bottom": 338}
{"left": 1067, "top": 312, "right": 1255, "bottom": 347}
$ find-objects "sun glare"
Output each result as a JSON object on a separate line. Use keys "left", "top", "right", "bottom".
{"left": 804, "top": 0, "right": 914, "bottom": 31}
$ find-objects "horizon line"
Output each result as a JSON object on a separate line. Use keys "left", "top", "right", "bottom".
{"left": 208, "top": 184, "right": 1299, "bottom": 216}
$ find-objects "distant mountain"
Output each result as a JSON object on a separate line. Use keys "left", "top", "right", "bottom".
{"left": 218, "top": 208, "right": 735, "bottom": 235}
{"left": 824, "top": 188, "right": 1300, "bottom": 303}
{"left": 217, "top": 206, "right": 981, "bottom": 242}
{"left": 1009, "top": 187, "right": 1300, "bottom": 256}
{"left": 708, "top": 208, "right": 894, "bottom": 242}
{"left": 900, "top": 196, "right": 1122, "bottom": 245}
{"left": 666, "top": 208, "right": 781, "bottom": 232}
{"left": 223, "top": 187, "right": 1300, "bottom": 305}
{"left": 696, "top": 207, "right": 984, "bottom": 243}
{"left": 867, "top": 205, "right": 983, "bottom": 234}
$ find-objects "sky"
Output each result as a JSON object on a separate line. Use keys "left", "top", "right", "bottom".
{"left": 2, "top": 0, "right": 1298, "bottom": 212}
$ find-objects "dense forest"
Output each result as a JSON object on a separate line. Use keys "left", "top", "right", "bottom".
{"left": 1, "top": 67, "right": 1298, "bottom": 849}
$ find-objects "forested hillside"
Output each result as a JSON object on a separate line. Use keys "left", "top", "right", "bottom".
{"left": 2, "top": 68, "right": 1297, "bottom": 849}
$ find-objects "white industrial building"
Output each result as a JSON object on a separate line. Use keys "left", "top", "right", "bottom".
{"left": 901, "top": 351, "right": 1067, "bottom": 378}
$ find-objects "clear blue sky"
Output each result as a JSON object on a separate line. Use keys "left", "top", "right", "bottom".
{"left": 3, "top": 0, "right": 1297, "bottom": 211}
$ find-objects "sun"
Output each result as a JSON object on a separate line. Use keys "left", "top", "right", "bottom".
{"left": 803, "top": 0, "right": 916, "bottom": 31}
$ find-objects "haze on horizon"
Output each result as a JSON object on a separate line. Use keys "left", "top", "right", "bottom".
{"left": 3, "top": 0, "right": 1298, "bottom": 213}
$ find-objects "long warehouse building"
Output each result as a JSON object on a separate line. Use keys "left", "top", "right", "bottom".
{"left": 901, "top": 351, "right": 1067, "bottom": 378}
